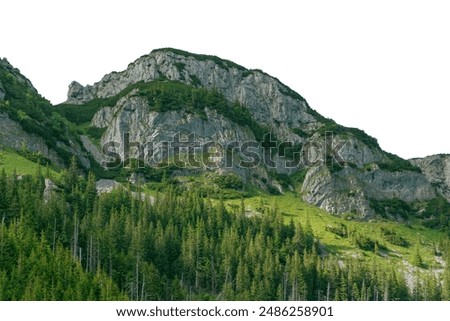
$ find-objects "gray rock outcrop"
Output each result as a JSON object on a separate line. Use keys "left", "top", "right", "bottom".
{"left": 65, "top": 48, "right": 448, "bottom": 218}
{"left": 43, "top": 178, "right": 57, "bottom": 203}
{"left": 96, "top": 179, "right": 120, "bottom": 193}
{"left": 302, "top": 165, "right": 436, "bottom": 216}
{"left": 0, "top": 113, "right": 63, "bottom": 166}
{"left": 66, "top": 49, "right": 316, "bottom": 143}
{"left": 410, "top": 154, "right": 450, "bottom": 202}
{"left": 0, "top": 79, "right": 5, "bottom": 100}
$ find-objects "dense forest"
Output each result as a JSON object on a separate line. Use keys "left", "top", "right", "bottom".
{"left": 0, "top": 160, "right": 449, "bottom": 301}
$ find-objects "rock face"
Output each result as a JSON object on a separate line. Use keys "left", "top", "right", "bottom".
{"left": 67, "top": 81, "right": 95, "bottom": 104}
{"left": 302, "top": 166, "right": 436, "bottom": 217}
{"left": 0, "top": 113, "right": 63, "bottom": 166}
{"left": 411, "top": 155, "right": 450, "bottom": 202}
{"left": 65, "top": 48, "right": 448, "bottom": 218}
{"left": 43, "top": 178, "right": 57, "bottom": 203}
{"left": 66, "top": 49, "right": 316, "bottom": 143}
{"left": 96, "top": 179, "right": 120, "bottom": 194}
{"left": 0, "top": 79, "right": 5, "bottom": 100}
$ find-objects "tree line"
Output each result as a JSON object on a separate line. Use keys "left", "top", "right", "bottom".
{"left": 0, "top": 160, "right": 449, "bottom": 300}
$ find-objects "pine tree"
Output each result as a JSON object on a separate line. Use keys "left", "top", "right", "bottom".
{"left": 0, "top": 169, "right": 8, "bottom": 216}
{"left": 84, "top": 172, "right": 97, "bottom": 214}
{"left": 412, "top": 246, "right": 424, "bottom": 268}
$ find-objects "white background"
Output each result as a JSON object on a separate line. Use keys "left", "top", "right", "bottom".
{"left": 1, "top": 0, "right": 449, "bottom": 159}
{"left": 0, "top": 301, "right": 448, "bottom": 320}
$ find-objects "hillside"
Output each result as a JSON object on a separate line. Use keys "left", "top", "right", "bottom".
{"left": 0, "top": 58, "right": 90, "bottom": 169}
{"left": 0, "top": 167, "right": 449, "bottom": 300}
{"left": 1, "top": 49, "right": 450, "bottom": 300}
{"left": 56, "top": 48, "right": 449, "bottom": 222}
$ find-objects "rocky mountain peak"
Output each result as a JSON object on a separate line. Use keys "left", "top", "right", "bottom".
{"left": 59, "top": 48, "right": 450, "bottom": 218}
{"left": 66, "top": 48, "right": 318, "bottom": 142}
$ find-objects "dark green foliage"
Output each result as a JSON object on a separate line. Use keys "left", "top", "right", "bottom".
{"left": 173, "top": 62, "right": 186, "bottom": 73}
{"left": 267, "top": 185, "right": 281, "bottom": 195}
{"left": 214, "top": 174, "right": 243, "bottom": 190}
{"left": 152, "top": 48, "right": 246, "bottom": 71}
{"left": 371, "top": 197, "right": 450, "bottom": 230}
{"left": 0, "top": 64, "right": 72, "bottom": 159}
{"left": 52, "top": 146, "right": 75, "bottom": 167}
{"left": 421, "top": 197, "right": 450, "bottom": 229}
{"left": 278, "top": 83, "right": 307, "bottom": 102}
{"left": 290, "top": 169, "right": 308, "bottom": 184}
{"left": 292, "top": 128, "right": 308, "bottom": 138}
{"left": 378, "top": 153, "right": 422, "bottom": 173}
{"left": 328, "top": 157, "right": 346, "bottom": 173}
{"left": 0, "top": 67, "right": 51, "bottom": 124}
{"left": 271, "top": 172, "right": 291, "bottom": 189}
{"left": 370, "top": 199, "right": 412, "bottom": 219}
{"left": 197, "top": 187, "right": 250, "bottom": 199}
{"left": 326, "top": 223, "right": 349, "bottom": 238}
{"left": 0, "top": 170, "right": 124, "bottom": 300}
{"left": 381, "top": 227, "right": 409, "bottom": 247}
{"left": 353, "top": 233, "right": 381, "bottom": 252}
{"left": 317, "top": 120, "right": 380, "bottom": 150}
{"left": 17, "top": 148, "right": 51, "bottom": 166}
{"left": 189, "top": 74, "right": 201, "bottom": 86}
{"left": 326, "top": 223, "right": 386, "bottom": 252}
{"left": 0, "top": 223, "right": 124, "bottom": 300}
{"left": 86, "top": 126, "right": 106, "bottom": 140}
{"left": 0, "top": 169, "right": 445, "bottom": 301}
{"left": 241, "top": 70, "right": 253, "bottom": 78}
{"left": 412, "top": 246, "right": 424, "bottom": 268}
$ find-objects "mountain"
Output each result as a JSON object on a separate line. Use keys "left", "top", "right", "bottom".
{"left": 0, "top": 58, "right": 90, "bottom": 169}
{"left": 55, "top": 48, "right": 448, "bottom": 220}
{"left": 2, "top": 49, "right": 450, "bottom": 222}
{"left": 1, "top": 49, "right": 450, "bottom": 301}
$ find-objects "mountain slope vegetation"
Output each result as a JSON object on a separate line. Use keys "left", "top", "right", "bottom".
{"left": 1, "top": 50, "right": 450, "bottom": 300}
{"left": 0, "top": 167, "right": 449, "bottom": 300}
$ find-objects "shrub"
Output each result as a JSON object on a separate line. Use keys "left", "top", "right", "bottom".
{"left": 86, "top": 127, "right": 106, "bottom": 140}
{"left": 174, "top": 62, "right": 186, "bottom": 73}
{"left": 380, "top": 227, "right": 409, "bottom": 247}
{"left": 370, "top": 198, "right": 412, "bottom": 219}
{"left": 152, "top": 48, "right": 246, "bottom": 71}
{"left": 378, "top": 153, "right": 422, "bottom": 173}
{"left": 214, "top": 174, "right": 243, "bottom": 190}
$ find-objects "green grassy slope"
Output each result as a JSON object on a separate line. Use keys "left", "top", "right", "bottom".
{"left": 226, "top": 192, "right": 447, "bottom": 270}
{"left": 0, "top": 149, "right": 59, "bottom": 177}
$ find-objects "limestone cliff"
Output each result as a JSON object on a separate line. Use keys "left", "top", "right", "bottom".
{"left": 410, "top": 154, "right": 450, "bottom": 202}
{"left": 60, "top": 48, "right": 450, "bottom": 217}
{"left": 0, "top": 58, "right": 90, "bottom": 168}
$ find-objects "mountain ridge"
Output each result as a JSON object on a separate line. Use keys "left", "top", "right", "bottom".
{"left": 2, "top": 48, "right": 450, "bottom": 223}
{"left": 2, "top": 50, "right": 450, "bottom": 301}
{"left": 60, "top": 48, "right": 449, "bottom": 219}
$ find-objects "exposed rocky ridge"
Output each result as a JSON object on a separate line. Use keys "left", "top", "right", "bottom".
{"left": 0, "top": 79, "right": 5, "bottom": 100}
{"left": 91, "top": 93, "right": 275, "bottom": 188}
{"left": 66, "top": 49, "right": 316, "bottom": 144}
{"left": 32, "top": 48, "right": 445, "bottom": 218}
{"left": 0, "top": 113, "right": 63, "bottom": 166}
{"left": 302, "top": 165, "right": 436, "bottom": 216}
{"left": 410, "top": 154, "right": 450, "bottom": 202}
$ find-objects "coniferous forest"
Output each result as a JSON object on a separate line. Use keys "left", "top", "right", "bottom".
{"left": 0, "top": 159, "right": 449, "bottom": 301}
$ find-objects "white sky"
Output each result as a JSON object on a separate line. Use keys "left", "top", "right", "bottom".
{"left": 1, "top": 0, "right": 449, "bottom": 159}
